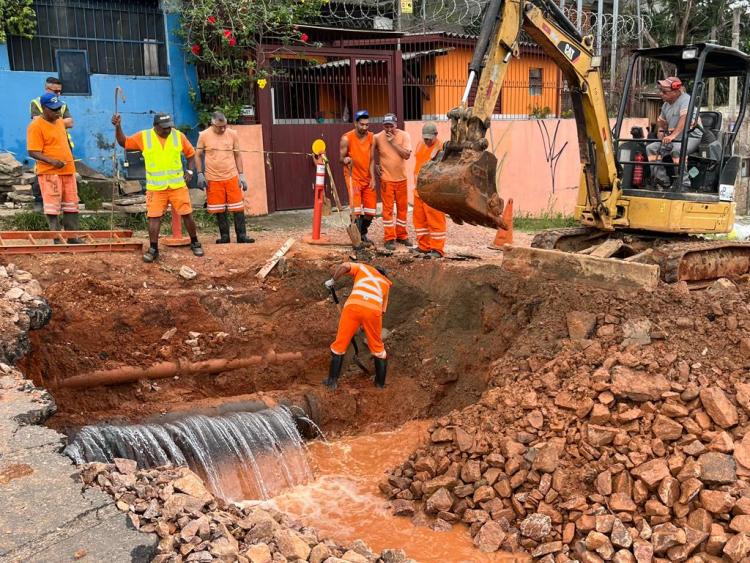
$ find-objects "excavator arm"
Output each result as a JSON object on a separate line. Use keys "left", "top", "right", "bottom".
{"left": 417, "top": 0, "right": 621, "bottom": 230}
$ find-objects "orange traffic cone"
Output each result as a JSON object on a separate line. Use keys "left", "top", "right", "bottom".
{"left": 163, "top": 204, "right": 191, "bottom": 246}
{"left": 489, "top": 198, "right": 513, "bottom": 250}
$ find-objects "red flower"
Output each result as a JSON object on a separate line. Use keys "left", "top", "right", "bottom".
{"left": 223, "top": 29, "right": 232, "bottom": 38}
{"left": 207, "top": 15, "right": 216, "bottom": 24}
{"left": 228, "top": 37, "right": 237, "bottom": 46}
{"left": 191, "top": 43, "right": 201, "bottom": 55}
{"left": 300, "top": 33, "right": 309, "bottom": 42}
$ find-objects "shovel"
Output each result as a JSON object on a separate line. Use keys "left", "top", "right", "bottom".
{"left": 322, "top": 156, "right": 361, "bottom": 248}
{"left": 329, "top": 286, "right": 371, "bottom": 376}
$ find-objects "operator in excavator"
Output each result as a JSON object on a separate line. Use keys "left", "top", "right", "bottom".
{"left": 323, "top": 261, "right": 391, "bottom": 390}
{"left": 646, "top": 76, "right": 703, "bottom": 190}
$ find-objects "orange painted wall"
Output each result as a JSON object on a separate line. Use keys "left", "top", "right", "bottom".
{"left": 421, "top": 47, "right": 473, "bottom": 117}
{"left": 230, "top": 124, "right": 268, "bottom": 216}
{"left": 405, "top": 117, "right": 648, "bottom": 215}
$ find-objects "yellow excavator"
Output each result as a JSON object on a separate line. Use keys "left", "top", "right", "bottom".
{"left": 417, "top": 0, "right": 750, "bottom": 284}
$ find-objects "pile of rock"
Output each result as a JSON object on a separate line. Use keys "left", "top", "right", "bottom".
{"left": 382, "top": 296, "right": 750, "bottom": 561}
{"left": 0, "top": 263, "right": 50, "bottom": 364}
{"left": 83, "top": 462, "right": 414, "bottom": 563}
{"left": 0, "top": 152, "right": 34, "bottom": 206}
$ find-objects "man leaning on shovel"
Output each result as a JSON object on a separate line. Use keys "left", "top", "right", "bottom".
{"left": 323, "top": 261, "right": 391, "bottom": 390}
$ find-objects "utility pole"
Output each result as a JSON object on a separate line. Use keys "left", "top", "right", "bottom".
{"left": 576, "top": 0, "right": 583, "bottom": 33}
{"left": 729, "top": 6, "right": 741, "bottom": 121}
{"left": 708, "top": 27, "right": 717, "bottom": 110}
{"left": 596, "top": 0, "right": 603, "bottom": 55}
{"left": 610, "top": 0, "right": 620, "bottom": 90}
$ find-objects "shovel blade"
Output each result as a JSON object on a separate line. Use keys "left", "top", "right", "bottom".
{"left": 347, "top": 221, "right": 362, "bottom": 247}
{"left": 417, "top": 148, "right": 505, "bottom": 229}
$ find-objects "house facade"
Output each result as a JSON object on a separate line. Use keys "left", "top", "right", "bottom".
{"left": 0, "top": 0, "right": 197, "bottom": 174}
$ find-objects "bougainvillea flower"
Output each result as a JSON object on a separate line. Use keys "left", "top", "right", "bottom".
{"left": 191, "top": 44, "right": 201, "bottom": 55}
{"left": 300, "top": 33, "right": 309, "bottom": 42}
{"left": 228, "top": 37, "right": 237, "bottom": 46}
{"left": 207, "top": 16, "right": 216, "bottom": 24}
{"left": 223, "top": 29, "right": 232, "bottom": 38}
{"left": 257, "top": 78, "right": 267, "bottom": 89}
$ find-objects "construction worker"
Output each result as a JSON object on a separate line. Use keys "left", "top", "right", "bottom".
{"left": 27, "top": 93, "right": 82, "bottom": 242}
{"left": 112, "top": 112, "right": 204, "bottom": 263}
{"left": 324, "top": 262, "right": 392, "bottom": 390}
{"left": 374, "top": 113, "right": 412, "bottom": 250}
{"left": 411, "top": 122, "right": 446, "bottom": 258}
{"left": 339, "top": 109, "right": 376, "bottom": 245}
{"left": 30, "top": 77, "right": 74, "bottom": 211}
{"left": 196, "top": 111, "right": 254, "bottom": 244}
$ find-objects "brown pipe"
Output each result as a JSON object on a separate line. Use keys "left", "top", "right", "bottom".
{"left": 59, "top": 350, "right": 303, "bottom": 389}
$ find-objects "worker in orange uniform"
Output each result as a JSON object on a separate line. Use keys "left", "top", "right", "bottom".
{"left": 374, "top": 113, "right": 412, "bottom": 250}
{"left": 27, "top": 92, "right": 82, "bottom": 243}
{"left": 323, "top": 262, "right": 392, "bottom": 390}
{"left": 411, "top": 122, "right": 447, "bottom": 259}
{"left": 339, "top": 110, "right": 376, "bottom": 245}
{"left": 196, "top": 111, "right": 254, "bottom": 244}
{"left": 112, "top": 112, "right": 204, "bottom": 263}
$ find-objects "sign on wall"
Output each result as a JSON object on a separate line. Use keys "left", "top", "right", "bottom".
{"left": 401, "top": 0, "right": 413, "bottom": 14}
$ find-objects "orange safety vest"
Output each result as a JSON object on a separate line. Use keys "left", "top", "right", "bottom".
{"left": 345, "top": 264, "right": 392, "bottom": 314}
{"left": 345, "top": 129, "right": 373, "bottom": 185}
{"left": 414, "top": 138, "right": 443, "bottom": 182}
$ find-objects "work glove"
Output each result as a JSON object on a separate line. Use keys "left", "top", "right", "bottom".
{"left": 324, "top": 278, "right": 335, "bottom": 290}
{"left": 196, "top": 172, "right": 207, "bottom": 190}
{"left": 239, "top": 173, "right": 248, "bottom": 192}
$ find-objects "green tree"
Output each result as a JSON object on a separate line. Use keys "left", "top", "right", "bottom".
{"left": 179, "top": 0, "right": 326, "bottom": 124}
{"left": 0, "top": 0, "right": 36, "bottom": 43}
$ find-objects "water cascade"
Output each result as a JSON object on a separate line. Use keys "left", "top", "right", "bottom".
{"left": 64, "top": 406, "right": 312, "bottom": 501}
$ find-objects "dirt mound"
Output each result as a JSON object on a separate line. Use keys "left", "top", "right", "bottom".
{"left": 381, "top": 277, "right": 750, "bottom": 560}
{"left": 83, "top": 461, "right": 415, "bottom": 563}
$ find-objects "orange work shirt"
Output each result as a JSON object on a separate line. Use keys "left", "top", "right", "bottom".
{"left": 124, "top": 130, "right": 196, "bottom": 159}
{"left": 344, "top": 130, "right": 373, "bottom": 185}
{"left": 27, "top": 117, "right": 75, "bottom": 175}
{"left": 197, "top": 128, "right": 240, "bottom": 181}
{"left": 344, "top": 263, "right": 392, "bottom": 314}
{"left": 374, "top": 129, "right": 412, "bottom": 182}
{"left": 413, "top": 137, "right": 443, "bottom": 182}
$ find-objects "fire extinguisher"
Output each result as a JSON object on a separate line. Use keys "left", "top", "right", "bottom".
{"left": 632, "top": 152, "right": 645, "bottom": 187}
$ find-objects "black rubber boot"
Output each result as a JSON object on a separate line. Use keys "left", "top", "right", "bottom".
{"left": 323, "top": 353, "right": 345, "bottom": 390}
{"left": 62, "top": 213, "right": 83, "bottom": 244}
{"left": 46, "top": 215, "right": 62, "bottom": 244}
{"left": 360, "top": 216, "right": 374, "bottom": 246}
{"left": 374, "top": 357, "right": 387, "bottom": 388}
{"left": 233, "top": 212, "right": 255, "bottom": 243}
{"left": 215, "top": 213, "right": 230, "bottom": 244}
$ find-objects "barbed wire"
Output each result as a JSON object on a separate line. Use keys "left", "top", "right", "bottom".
{"left": 318, "top": 0, "right": 651, "bottom": 44}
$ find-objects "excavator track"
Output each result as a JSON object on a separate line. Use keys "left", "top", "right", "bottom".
{"left": 532, "top": 229, "right": 750, "bottom": 283}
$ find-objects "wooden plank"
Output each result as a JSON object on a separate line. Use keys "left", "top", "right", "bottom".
{"left": 589, "top": 239, "right": 623, "bottom": 258}
{"left": 256, "top": 237, "right": 295, "bottom": 280}
{"left": 624, "top": 248, "right": 654, "bottom": 263}
{"left": 0, "top": 230, "right": 133, "bottom": 240}
{"left": 501, "top": 245, "right": 660, "bottom": 291}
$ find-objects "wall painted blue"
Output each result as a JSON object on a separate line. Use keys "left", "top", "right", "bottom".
{"left": 0, "top": 12, "right": 199, "bottom": 174}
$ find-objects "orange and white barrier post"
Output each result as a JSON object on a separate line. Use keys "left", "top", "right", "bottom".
{"left": 489, "top": 198, "right": 513, "bottom": 249}
{"left": 163, "top": 204, "right": 190, "bottom": 246}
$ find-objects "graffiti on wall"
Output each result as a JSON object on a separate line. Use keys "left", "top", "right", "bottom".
{"left": 536, "top": 120, "right": 569, "bottom": 194}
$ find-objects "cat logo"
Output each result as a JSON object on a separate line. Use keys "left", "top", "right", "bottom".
{"left": 558, "top": 41, "right": 581, "bottom": 62}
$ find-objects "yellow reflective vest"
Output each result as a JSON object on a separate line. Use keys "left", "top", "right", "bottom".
{"left": 141, "top": 129, "right": 186, "bottom": 191}
{"left": 31, "top": 98, "right": 74, "bottom": 149}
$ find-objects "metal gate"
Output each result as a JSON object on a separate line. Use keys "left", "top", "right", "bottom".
{"left": 258, "top": 47, "right": 398, "bottom": 212}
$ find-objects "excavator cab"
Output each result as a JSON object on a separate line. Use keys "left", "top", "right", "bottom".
{"left": 613, "top": 43, "right": 750, "bottom": 202}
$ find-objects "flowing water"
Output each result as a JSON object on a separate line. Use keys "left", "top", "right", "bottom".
{"left": 64, "top": 406, "right": 312, "bottom": 501}
{"left": 258, "top": 421, "right": 527, "bottom": 563}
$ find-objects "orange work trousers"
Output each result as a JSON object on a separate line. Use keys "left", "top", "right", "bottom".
{"left": 381, "top": 179, "right": 408, "bottom": 242}
{"left": 350, "top": 179, "right": 377, "bottom": 218}
{"left": 330, "top": 304, "right": 386, "bottom": 359}
{"left": 413, "top": 192, "right": 447, "bottom": 255}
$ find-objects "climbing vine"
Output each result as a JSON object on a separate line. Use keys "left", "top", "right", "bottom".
{"left": 0, "top": 0, "right": 36, "bottom": 44}
{"left": 179, "top": 0, "right": 326, "bottom": 124}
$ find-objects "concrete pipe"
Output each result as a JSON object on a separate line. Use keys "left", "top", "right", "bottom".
{"left": 59, "top": 350, "right": 303, "bottom": 389}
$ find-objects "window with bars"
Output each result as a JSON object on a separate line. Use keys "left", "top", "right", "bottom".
{"left": 7, "top": 0, "right": 168, "bottom": 78}
{"left": 529, "top": 67, "right": 543, "bottom": 96}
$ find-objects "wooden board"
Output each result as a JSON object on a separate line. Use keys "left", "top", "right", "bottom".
{"left": 256, "top": 238, "right": 296, "bottom": 280}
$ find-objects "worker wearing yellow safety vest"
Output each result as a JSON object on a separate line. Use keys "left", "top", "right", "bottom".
{"left": 30, "top": 77, "right": 74, "bottom": 148}
{"left": 112, "top": 112, "right": 205, "bottom": 263}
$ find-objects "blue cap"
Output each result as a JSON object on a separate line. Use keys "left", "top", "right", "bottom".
{"left": 354, "top": 109, "right": 369, "bottom": 121}
{"left": 40, "top": 92, "right": 63, "bottom": 110}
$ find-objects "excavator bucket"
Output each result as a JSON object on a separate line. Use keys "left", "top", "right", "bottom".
{"left": 417, "top": 147, "right": 506, "bottom": 229}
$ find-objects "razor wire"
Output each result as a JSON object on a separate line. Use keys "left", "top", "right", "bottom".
{"left": 318, "top": 0, "right": 651, "bottom": 44}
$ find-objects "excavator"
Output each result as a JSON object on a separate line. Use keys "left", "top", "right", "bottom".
{"left": 416, "top": 0, "right": 750, "bottom": 284}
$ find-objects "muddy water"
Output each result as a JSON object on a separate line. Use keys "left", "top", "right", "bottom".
{"left": 263, "top": 421, "right": 525, "bottom": 563}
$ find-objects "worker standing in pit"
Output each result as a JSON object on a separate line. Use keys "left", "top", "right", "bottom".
{"left": 411, "top": 122, "right": 446, "bottom": 258}
{"left": 374, "top": 113, "right": 412, "bottom": 250}
{"left": 323, "top": 262, "right": 392, "bottom": 390}
{"left": 340, "top": 109, "right": 376, "bottom": 245}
